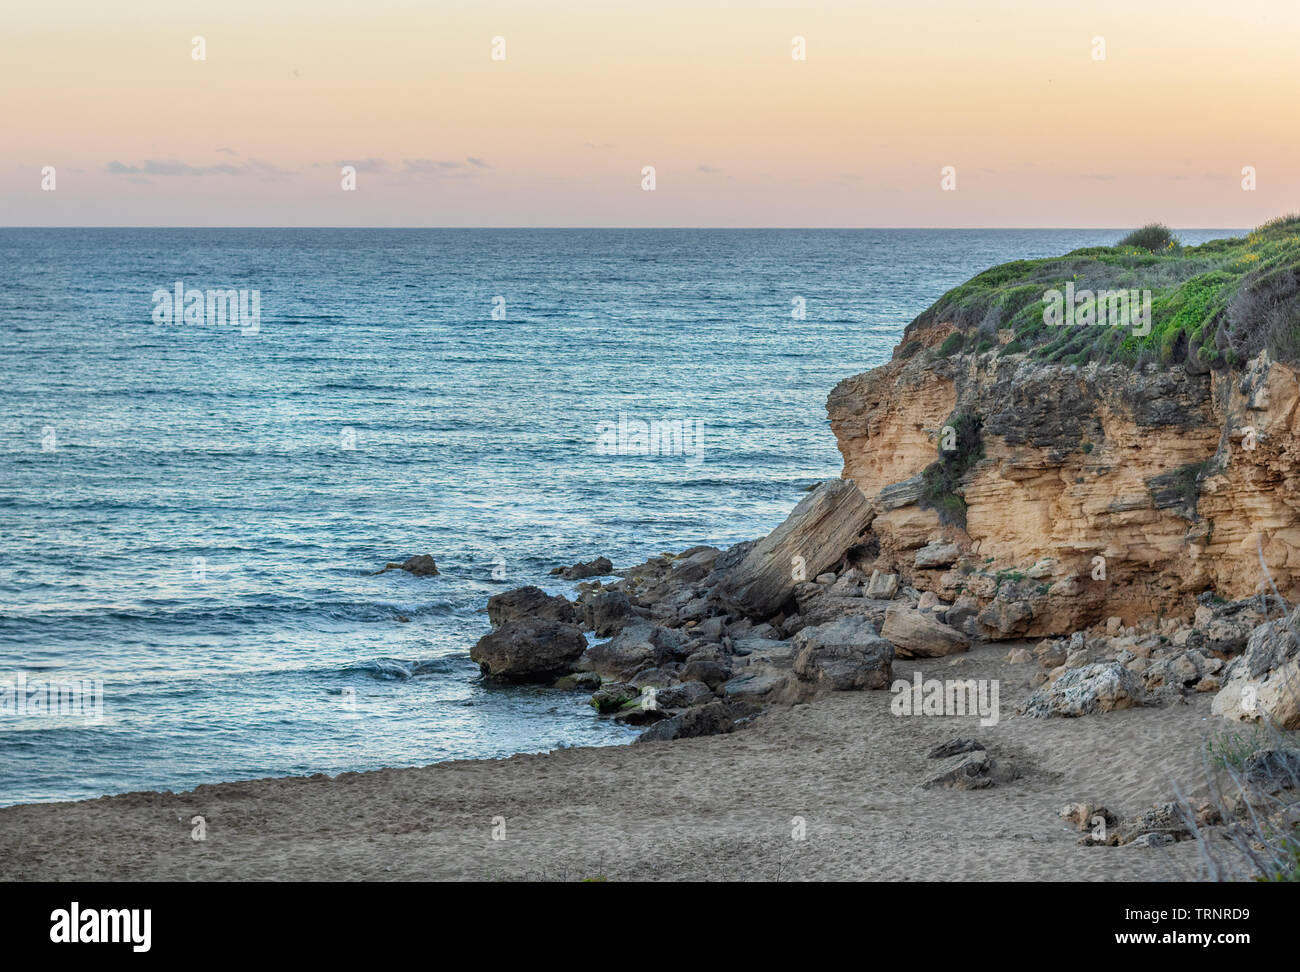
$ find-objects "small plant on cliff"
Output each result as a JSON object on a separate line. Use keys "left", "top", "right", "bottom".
{"left": 936, "top": 331, "right": 965, "bottom": 357}
{"left": 1117, "top": 223, "right": 1181, "bottom": 253}
{"left": 919, "top": 412, "right": 983, "bottom": 528}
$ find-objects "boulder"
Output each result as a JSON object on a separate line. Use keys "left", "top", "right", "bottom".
{"left": 553, "top": 671, "right": 601, "bottom": 691}
{"left": 692, "top": 616, "right": 727, "bottom": 641}
{"left": 786, "top": 592, "right": 892, "bottom": 632}
{"left": 663, "top": 546, "right": 722, "bottom": 587}
{"left": 635, "top": 700, "right": 736, "bottom": 743}
{"left": 1212, "top": 618, "right": 1300, "bottom": 729}
{"left": 550, "top": 556, "right": 614, "bottom": 580}
{"left": 629, "top": 666, "right": 681, "bottom": 689}
{"left": 487, "top": 586, "right": 576, "bottom": 628}
{"left": 589, "top": 682, "right": 640, "bottom": 713}
{"left": 1021, "top": 662, "right": 1146, "bottom": 718}
{"left": 614, "top": 705, "right": 669, "bottom": 726}
{"left": 654, "top": 680, "right": 715, "bottom": 710}
{"left": 943, "top": 595, "right": 980, "bottom": 631}
{"left": 920, "top": 750, "right": 993, "bottom": 790}
{"left": 791, "top": 616, "right": 894, "bottom": 692}
{"left": 827, "top": 570, "right": 864, "bottom": 597}
{"left": 880, "top": 603, "right": 970, "bottom": 658}
{"left": 681, "top": 658, "right": 730, "bottom": 691}
{"left": 865, "top": 570, "right": 899, "bottom": 599}
{"left": 977, "top": 597, "right": 1034, "bottom": 638}
{"left": 576, "top": 589, "right": 634, "bottom": 637}
{"left": 914, "top": 540, "right": 959, "bottom": 569}
{"left": 375, "top": 554, "right": 439, "bottom": 576}
{"left": 1058, "top": 802, "right": 1116, "bottom": 833}
{"left": 714, "top": 479, "right": 873, "bottom": 618}
{"left": 399, "top": 554, "right": 438, "bottom": 576}
{"left": 1143, "top": 651, "right": 1205, "bottom": 690}
{"left": 471, "top": 619, "right": 587, "bottom": 682}
{"left": 577, "top": 622, "right": 685, "bottom": 680}
{"left": 926, "top": 737, "right": 984, "bottom": 760}
{"left": 1115, "top": 803, "right": 1191, "bottom": 845}
{"left": 722, "top": 667, "right": 792, "bottom": 702}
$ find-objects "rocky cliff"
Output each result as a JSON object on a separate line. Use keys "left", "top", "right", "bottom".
{"left": 828, "top": 276, "right": 1300, "bottom": 641}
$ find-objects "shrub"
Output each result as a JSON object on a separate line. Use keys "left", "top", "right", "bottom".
{"left": 918, "top": 412, "right": 983, "bottom": 528}
{"left": 1118, "top": 223, "right": 1181, "bottom": 252}
{"left": 937, "top": 331, "right": 965, "bottom": 357}
{"left": 1227, "top": 264, "right": 1300, "bottom": 365}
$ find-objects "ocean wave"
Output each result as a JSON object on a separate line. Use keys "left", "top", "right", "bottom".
{"left": 0, "top": 597, "right": 461, "bottom": 628}
{"left": 339, "top": 656, "right": 464, "bottom": 680}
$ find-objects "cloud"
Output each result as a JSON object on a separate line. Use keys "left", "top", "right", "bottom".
{"left": 402, "top": 159, "right": 463, "bottom": 172}
{"left": 337, "top": 158, "right": 389, "bottom": 173}
{"left": 698, "top": 164, "right": 722, "bottom": 174}
{"left": 215, "top": 147, "right": 239, "bottom": 156}
{"left": 105, "top": 156, "right": 297, "bottom": 181}
{"left": 106, "top": 159, "right": 242, "bottom": 177}
{"left": 243, "top": 158, "right": 298, "bottom": 181}
{"left": 466, "top": 157, "right": 492, "bottom": 169}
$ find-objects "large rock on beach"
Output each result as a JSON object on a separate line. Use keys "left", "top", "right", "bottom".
{"left": 471, "top": 619, "right": 587, "bottom": 682}
{"left": 1021, "top": 662, "right": 1146, "bottom": 718}
{"left": 635, "top": 700, "right": 737, "bottom": 743}
{"left": 880, "top": 603, "right": 969, "bottom": 658}
{"left": 714, "top": 479, "right": 873, "bottom": 618}
{"left": 487, "top": 586, "right": 576, "bottom": 628}
{"left": 1212, "top": 618, "right": 1300, "bottom": 729}
{"left": 577, "top": 621, "right": 687, "bottom": 681}
{"left": 791, "top": 616, "right": 894, "bottom": 692}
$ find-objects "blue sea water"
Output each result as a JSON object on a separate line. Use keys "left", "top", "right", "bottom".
{"left": 0, "top": 227, "right": 1240, "bottom": 806}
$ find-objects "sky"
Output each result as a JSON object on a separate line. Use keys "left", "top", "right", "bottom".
{"left": 3, "top": 0, "right": 1298, "bottom": 227}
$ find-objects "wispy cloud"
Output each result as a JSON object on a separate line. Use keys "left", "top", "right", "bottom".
{"left": 106, "top": 157, "right": 298, "bottom": 182}
{"left": 402, "top": 159, "right": 463, "bottom": 173}
{"left": 337, "top": 158, "right": 389, "bottom": 173}
{"left": 106, "top": 160, "right": 243, "bottom": 177}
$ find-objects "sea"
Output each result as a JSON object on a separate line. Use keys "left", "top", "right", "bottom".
{"left": 0, "top": 227, "right": 1239, "bottom": 805}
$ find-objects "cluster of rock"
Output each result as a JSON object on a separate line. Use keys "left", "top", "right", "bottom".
{"left": 1059, "top": 800, "right": 1221, "bottom": 848}
{"left": 1010, "top": 593, "right": 1300, "bottom": 723}
{"left": 467, "top": 479, "right": 976, "bottom": 739}
{"left": 467, "top": 466, "right": 1300, "bottom": 740}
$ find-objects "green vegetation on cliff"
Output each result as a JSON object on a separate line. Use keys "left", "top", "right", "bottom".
{"left": 905, "top": 216, "right": 1300, "bottom": 369}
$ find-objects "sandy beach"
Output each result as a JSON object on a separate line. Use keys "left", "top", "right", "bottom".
{"left": 0, "top": 642, "right": 1220, "bottom": 881}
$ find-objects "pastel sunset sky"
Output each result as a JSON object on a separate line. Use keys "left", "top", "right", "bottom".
{"left": 4, "top": 0, "right": 1297, "bottom": 226}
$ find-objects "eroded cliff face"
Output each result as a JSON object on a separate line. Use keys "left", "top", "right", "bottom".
{"left": 828, "top": 322, "right": 1300, "bottom": 639}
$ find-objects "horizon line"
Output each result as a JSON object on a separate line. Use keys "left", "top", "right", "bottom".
{"left": 0, "top": 225, "right": 1252, "bottom": 232}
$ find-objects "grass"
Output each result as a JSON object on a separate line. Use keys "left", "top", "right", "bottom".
{"left": 1206, "top": 725, "right": 1273, "bottom": 770}
{"left": 904, "top": 215, "right": 1300, "bottom": 368}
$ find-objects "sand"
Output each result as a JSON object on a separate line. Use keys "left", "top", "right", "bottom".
{"left": 0, "top": 643, "right": 1224, "bottom": 881}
